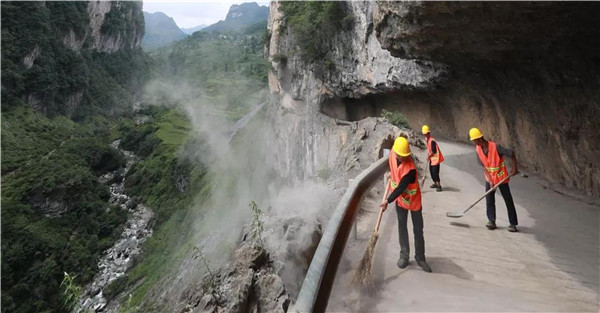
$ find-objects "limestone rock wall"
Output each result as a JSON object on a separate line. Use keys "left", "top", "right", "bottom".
{"left": 265, "top": 1, "right": 442, "bottom": 181}
{"left": 266, "top": 1, "right": 600, "bottom": 196}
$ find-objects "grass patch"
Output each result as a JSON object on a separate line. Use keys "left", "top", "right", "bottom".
{"left": 154, "top": 109, "right": 191, "bottom": 147}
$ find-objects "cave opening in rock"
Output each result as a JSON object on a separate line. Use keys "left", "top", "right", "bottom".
{"left": 319, "top": 90, "right": 436, "bottom": 129}
{"left": 320, "top": 93, "right": 398, "bottom": 122}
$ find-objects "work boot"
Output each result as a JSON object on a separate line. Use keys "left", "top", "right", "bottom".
{"left": 486, "top": 221, "right": 497, "bottom": 230}
{"left": 397, "top": 256, "right": 409, "bottom": 269}
{"left": 417, "top": 260, "right": 432, "bottom": 273}
{"left": 508, "top": 225, "right": 518, "bottom": 232}
{"left": 436, "top": 186, "right": 443, "bottom": 192}
{"left": 430, "top": 183, "right": 437, "bottom": 189}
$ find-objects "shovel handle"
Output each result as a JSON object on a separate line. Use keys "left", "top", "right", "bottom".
{"left": 461, "top": 173, "right": 517, "bottom": 215}
{"left": 374, "top": 177, "right": 392, "bottom": 232}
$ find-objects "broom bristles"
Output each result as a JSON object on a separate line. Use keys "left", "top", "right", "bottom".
{"left": 351, "top": 230, "right": 379, "bottom": 288}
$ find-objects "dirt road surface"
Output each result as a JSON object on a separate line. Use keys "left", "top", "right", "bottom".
{"left": 328, "top": 139, "right": 599, "bottom": 312}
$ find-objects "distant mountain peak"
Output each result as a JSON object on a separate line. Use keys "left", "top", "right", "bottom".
{"left": 228, "top": 8, "right": 244, "bottom": 19}
{"left": 226, "top": 2, "right": 262, "bottom": 20}
{"left": 203, "top": 2, "right": 268, "bottom": 33}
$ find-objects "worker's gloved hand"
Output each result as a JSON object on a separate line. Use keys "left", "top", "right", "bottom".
{"left": 511, "top": 168, "right": 519, "bottom": 176}
{"left": 379, "top": 200, "right": 389, "bottom": 212}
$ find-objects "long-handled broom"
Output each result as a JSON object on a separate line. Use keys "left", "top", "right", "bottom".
{"left": 446, "top": 173, "right": 516, "bottom": 218}
{"left": 352, "top": 177, "right": 391, "bottom": 287}
{"left": 421, "top": 161, "right": 429, "bottom": 187}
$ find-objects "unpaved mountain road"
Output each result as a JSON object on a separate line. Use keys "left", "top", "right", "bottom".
{"left": 328, "top": 139, "right": 599, "bottom": 312}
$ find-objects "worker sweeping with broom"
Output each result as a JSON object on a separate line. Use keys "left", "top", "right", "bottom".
{"left": 353, "top": 136, "right": 431, "bottom": 287}
{"left": 469, "top": 127, "right": 520, "bottom": 232}
{"left": 379, "top": 136, "right": 431, "bottom": 272}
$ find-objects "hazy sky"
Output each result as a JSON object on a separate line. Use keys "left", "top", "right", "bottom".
{"left": 143, "top": 1, "right": 270, "bottom": 29}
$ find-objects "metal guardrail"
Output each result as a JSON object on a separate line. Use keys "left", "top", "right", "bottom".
{"left": 294, "top": 156, "right": 389, "bottom": 313}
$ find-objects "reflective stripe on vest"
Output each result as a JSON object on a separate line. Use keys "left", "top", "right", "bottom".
{"left": 400, "top": 187, "right": 418, "bottom": 206}
{"left": 486, "top": 162, "right": 506, "bottom": 177}
{"left": 476, "top": 141, "right": 509, "bottom": 185}
{"left": 427, "top": 137, "right": 444, "bottom": 165}
{"left": 404, "top": 188, "right": 418, "bottom": 196}
{"left": 387, "top": 153, "right": 422, "bottom": 211}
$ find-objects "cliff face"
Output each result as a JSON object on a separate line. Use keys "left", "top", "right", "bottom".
{"left": 264, "top": 1, "right": 442, "bottom": 181}
{"left": 373, "top": 2, "right": 599, "bottom": 65}
{"left": 266, "top": 1, "right": 600, "bottom": 196}
{"left": 1, "top": 1, "right": 147, "bottom": 117}
{"left": 60, "top": 1, "right": 144, "bottom": 53}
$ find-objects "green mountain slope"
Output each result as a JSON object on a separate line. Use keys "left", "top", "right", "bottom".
{"left": 142, "top": 11, "right": 188, "bottom": 50}
{"left": 147, "top": 20, "right": 269, "bottom": 120}
{"left": 1, "top": 2, "right": 150, "bottom": 312}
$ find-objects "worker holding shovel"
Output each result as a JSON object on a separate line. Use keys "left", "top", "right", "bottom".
{"left": 422, "top": 125, "right": 444, "bottom": 192}
{"left": 379, "top": 136, "right": 432, "bottom": 272}
{"left": 469, "top": 127, "right": 519, "bottom": 232}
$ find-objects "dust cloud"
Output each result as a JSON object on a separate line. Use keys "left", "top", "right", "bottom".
{"left": 142, "top": 77, "right": 335, "bottom": 298}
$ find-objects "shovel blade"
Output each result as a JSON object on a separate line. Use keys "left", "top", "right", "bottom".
{"left": 446, "top": 211, "right": 464, "bottom": 218}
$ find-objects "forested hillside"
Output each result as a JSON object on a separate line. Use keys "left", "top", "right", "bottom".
{"left": 1, "top": 2, "right": 150, "bottom": 312}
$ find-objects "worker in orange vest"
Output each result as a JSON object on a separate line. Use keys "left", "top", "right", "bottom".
{"left": 422, "top": 125, "right": 444, "bottom": 192}
{"left": 469, "top": 128, "right": 519, "bottom": 232}
{"left": 379, "top": 136, "right": 432, "bottom": 272}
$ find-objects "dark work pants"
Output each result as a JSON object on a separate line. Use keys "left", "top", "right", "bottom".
{"left": 395, "top": 204, "right": 425, "bottom": 261}
{"left": 485, "top": 182, "right": 518, "bottom": 225}
{"left": 429, "top": 163, "right": 440, "bottom": 182}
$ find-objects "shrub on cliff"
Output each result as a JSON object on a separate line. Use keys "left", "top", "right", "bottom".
{"left": 279, "top": 2, "right": 354, "bottom": 63}
{"left": 381, "top": 109, "right": 409, "bottom": 128}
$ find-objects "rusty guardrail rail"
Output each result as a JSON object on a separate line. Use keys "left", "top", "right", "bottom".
{"left": 294, "top": 156, "right": 389, "bottom": 312}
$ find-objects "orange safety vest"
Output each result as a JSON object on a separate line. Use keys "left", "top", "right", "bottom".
{"left": 427, "top": 136, "right": 444, "bottom": 165}
{"left": 476, "top": 141, "right": 509, "bottom": 185}
{"left": 388, "top": 152, "right": 422, "bottom": 211}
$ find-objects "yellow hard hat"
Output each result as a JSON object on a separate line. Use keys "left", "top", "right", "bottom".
{"left": 392, "top": 136, "right": 411, "bottom": 156}
{"left": 422, "top": 125, "right": 430, "bottom": 134}
{"left": 469, "top": 127, "right": 483, "bottom": 141}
